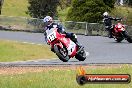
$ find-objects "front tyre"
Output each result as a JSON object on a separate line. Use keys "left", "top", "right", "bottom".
{"left": 54, "top": 45, "right": 69, "bottom": 62}
{"left": 127, "top": 37, "right": 132, "bottom": 43}
{"left": 115, "top": 37, "right": 123, "bottom": 43}
{"left": 75, "top": 48, "right": 86, "bottom": 61}
{"left": 122, "top": 31, "right": 132, "bottom": 43}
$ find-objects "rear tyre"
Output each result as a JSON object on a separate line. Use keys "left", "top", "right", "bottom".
{"left": 115, "top": 37, "right": 123, "bottom": 43}
{"left": 54, "top": 45, "right": 69, "bottom": 62}
{"left": 75, "top": 48, "right": 86, "bottom": 61}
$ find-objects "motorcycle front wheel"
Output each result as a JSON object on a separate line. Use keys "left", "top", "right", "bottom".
{"left": 127, "top": 37, "right": 132, "bottom": 43}
{"left": 115, "top": 37, "right": 124, "bottom": 43}
{"left": 123, "top": 31, "right": 132, "bottom": 43}
{"left": 54, "top": 45, "right": 70, "bottom": 62}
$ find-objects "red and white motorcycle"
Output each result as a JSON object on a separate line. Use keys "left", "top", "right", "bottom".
{"left": 112, "top": 22, "right": 132, "bottom": 43}
{"left": 46, "top": 28, "right": 86, "bottom": 62}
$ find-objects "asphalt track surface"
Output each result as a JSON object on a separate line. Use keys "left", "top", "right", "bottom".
{"left": 0, "top": 30, "right": 132, "bottom": 66}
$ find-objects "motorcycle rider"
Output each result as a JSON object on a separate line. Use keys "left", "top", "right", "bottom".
{"left": 103, "top": 12, "right": 122, "bottom": 38}
{"left": 43, "top": 16, "right": 82, "bottom": 52}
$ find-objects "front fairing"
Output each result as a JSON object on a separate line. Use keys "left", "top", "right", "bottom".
{"left": 46, "top": 29, "right": 77, "bottom": 57}
{"left": 114, "top": 23, "right": 125, "bottom": 32}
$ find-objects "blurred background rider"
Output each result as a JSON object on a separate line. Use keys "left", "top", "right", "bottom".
{"left": 103, "top": 12, "right": 122, "bottom": 38}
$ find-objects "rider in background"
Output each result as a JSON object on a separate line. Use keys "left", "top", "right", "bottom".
{"left": 103, "top": 12, "right": 122, "bottom": 38}
{"left": 43, "top": 16, "right": 82, "bottom": 52}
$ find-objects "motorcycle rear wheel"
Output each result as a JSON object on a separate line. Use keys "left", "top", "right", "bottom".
{"left": 75, "top": 48, "right": 86, "bottom": 61}
{"left": 54, "top": 45, "right": 69, "bottom": 62}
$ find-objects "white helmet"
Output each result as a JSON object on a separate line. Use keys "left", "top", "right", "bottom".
{"left": 103, "top": 12, "right": 108, "bottom": 17}
{"left": 43, "top": 16, "right": 52, "bottom": 22}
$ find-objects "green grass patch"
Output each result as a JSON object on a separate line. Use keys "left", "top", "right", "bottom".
{"left": 0, "top": 40, "right": 56, "bottom": 62}
{"left": 1, "top": 0, "right": 69, "bottom": 19}
{"left": 0, "top": 65, "right": 131, "bottom": 88}
{"left": 1, "top": 0, "right": 30, "bottom": 17}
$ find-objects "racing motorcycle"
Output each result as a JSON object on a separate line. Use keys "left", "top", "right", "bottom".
{"left": 111, "top": 22, "right": 132, "bottom": 43}
{"left": 46, "top": 28, "right": 86, "bottom": 62}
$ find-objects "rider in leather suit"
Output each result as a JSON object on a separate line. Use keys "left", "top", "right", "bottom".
{"left": 43, "top": 16, "right": 82, "bottom": 52}
{"left": 103, "top": 12, "right": 121, "bottom": 38}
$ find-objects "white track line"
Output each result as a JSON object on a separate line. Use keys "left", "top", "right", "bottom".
{"left": 20, "top": 41, "right": 44, "bottom": 46}
{"left": 5, "top": 40, "right": 44, "bottom": 46}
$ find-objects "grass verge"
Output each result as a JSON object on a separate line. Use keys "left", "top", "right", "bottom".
{"left": 1, "top": 0, "right": 30, "bottom": 17}
{"left": 0, "top": 65, "right": 131, "bottom": 88}
{"left": 0, "top": 40, "right": 56, "bottom": 62}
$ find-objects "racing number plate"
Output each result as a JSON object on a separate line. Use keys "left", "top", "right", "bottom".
{"left": 47, "top": 32, "right": 56, "bottom": 42}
